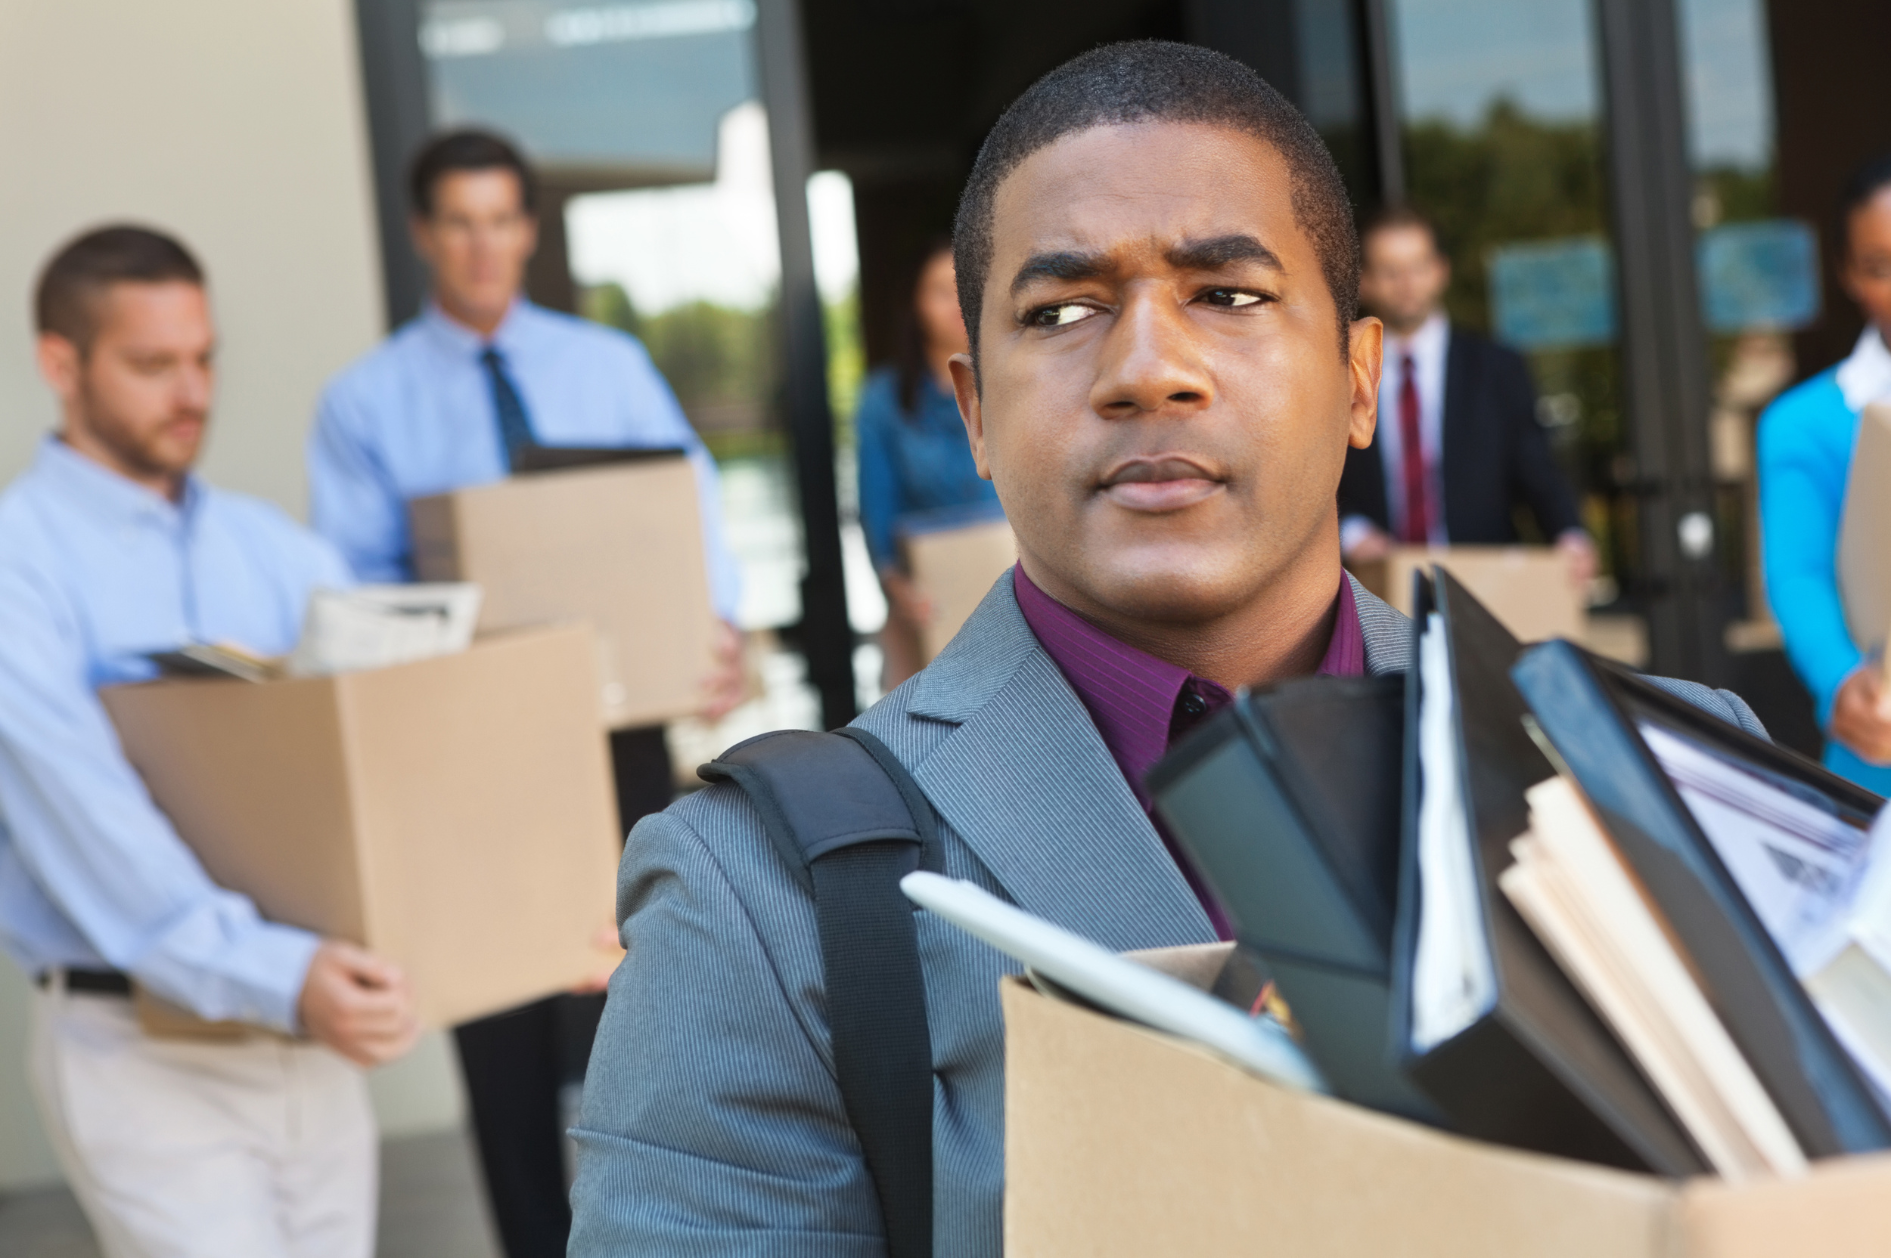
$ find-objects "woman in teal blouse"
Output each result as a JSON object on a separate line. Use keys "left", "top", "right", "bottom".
{"left": 1760, "top": 153, "right": 1891, "bottom": 792}
{"left": 857, "top": 239, "right": 1002, "bottom": 687}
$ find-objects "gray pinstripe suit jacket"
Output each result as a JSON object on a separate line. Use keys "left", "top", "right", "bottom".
{"left": 568, "top": 570, "right": 1762, "bottom": 1257}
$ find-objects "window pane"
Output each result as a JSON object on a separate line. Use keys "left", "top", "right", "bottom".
{"left": 1390, "top": 0, "right": 1630, "bottom": 612}
{"left": 1677, "top": 0, "right": 1799, "bottom": 637}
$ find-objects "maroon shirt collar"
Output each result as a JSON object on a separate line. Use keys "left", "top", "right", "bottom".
{"left": 1011, "top": 564, "right": 1367, "bottom": 937}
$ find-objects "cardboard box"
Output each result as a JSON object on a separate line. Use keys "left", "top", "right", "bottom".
{"left": 1350, "top": 545, "right": 1584, "bottom": 644}
{"left": 410, "top": 457, "right": 717, "bottom": 729}
{"left": 903, "top": 516, "right": 1017, "bottom": 662}
{"left": 1838, "top": 402, "right": 1891, "bottom": 654}
{"left": 100, "top": 626, "right": 622, "bottom": 1029}
{"left": 1004, "top": 948, "right": 1891, "bottom": 1257}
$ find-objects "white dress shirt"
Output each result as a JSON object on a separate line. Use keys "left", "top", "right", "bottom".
{"left": 1341, "top": 311, "right": 1450, "bottom": 550}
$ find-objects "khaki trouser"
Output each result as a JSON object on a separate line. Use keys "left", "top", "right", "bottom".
{"left": 27, "top": 976, "right": 377, "bottom": 1258}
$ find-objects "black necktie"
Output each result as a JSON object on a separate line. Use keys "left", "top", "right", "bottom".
{"left": 481, "top": 346, "right": 536, "bottom": 470}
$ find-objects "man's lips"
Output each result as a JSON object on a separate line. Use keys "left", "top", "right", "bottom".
{"left": 1097, "top": 457, "right": 1225, "bottom": 512}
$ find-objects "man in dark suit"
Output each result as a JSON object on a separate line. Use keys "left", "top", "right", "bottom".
{"left": 1339, "top": 205, "right": 1596, "bottom": 585}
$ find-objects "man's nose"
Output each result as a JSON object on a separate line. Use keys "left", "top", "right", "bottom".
{"left": 177, "top": 363, "right": 212, "bottom": 412}
{"left": 1087, "top": 289, "right": 1215, "bottom": 420}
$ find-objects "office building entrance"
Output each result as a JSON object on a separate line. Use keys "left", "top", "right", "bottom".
{"left": 357, "top": 0, "right": 1890, "bottom": 748}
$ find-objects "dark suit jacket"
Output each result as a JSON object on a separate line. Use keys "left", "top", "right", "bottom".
{"left": 1339, "top": 325, "right": 1582, "bottom": 543}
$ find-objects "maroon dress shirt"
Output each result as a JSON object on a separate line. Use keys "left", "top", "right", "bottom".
{"left": 1012, "top": 565, "right": 1367, "bottom": 938}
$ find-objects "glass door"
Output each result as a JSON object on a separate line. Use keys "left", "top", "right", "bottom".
{"left": 1388, "top": 0, "right": 1636, "bottom": 642}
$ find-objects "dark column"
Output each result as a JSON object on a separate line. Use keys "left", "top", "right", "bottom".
{"left": 1184, "top": 0, "right": 1302, "bottom": 101}
{"left": 1357, "top": 0, "right": 1405, "bottom": 206}
{"left": 1595, "top": 0, "right": 1723, "bottom": 685}
{"left": 524, "top": 185, "right": 578, "bottom": 314}
{"left": 756, "top": 0, "right": 857, "bottom": 731}
{"left": 353, "top": 0, "right": 432, "bottom": 329}
{"left": 1768, "top": 0, "right": 1891, "bottom": 380}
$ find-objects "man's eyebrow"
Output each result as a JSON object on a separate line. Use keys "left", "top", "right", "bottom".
{"left": 1008, "top": 249, "right": 1108, "bottom": 296}
{"left": 1166, "top": 234, "right": 1284, "bottom": 273}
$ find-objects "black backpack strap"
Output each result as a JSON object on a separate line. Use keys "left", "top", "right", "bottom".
{"left": 700, "top": 728, "right": 938, "bottom": 1258}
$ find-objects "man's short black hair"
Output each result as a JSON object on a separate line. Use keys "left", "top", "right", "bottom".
{"left": 952, "top": 40, "right": 1359, "bottom": 362}
{"left": 34, "top": 225, "right": 205, "bottom": 353}
{"left": 1359, "top": 203, "right": 1445, "bottom": 257}
{"left": 409, "top": 128, "right": 538, "bottom": 218}
{"left": 1839, "top": 150, "right": 1891, "bottom": 260}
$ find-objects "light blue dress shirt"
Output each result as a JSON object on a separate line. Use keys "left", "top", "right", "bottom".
{"left": 1758, "top": 367, "right": 1891, "bottom": 795}
{"left": 308, "top": 300, "right": 740, "bottom": 621}
{"left": 0, "top": 439, "right": 353, "bottom": 1030}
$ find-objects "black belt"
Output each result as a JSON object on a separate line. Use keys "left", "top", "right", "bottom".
{"left": 35, "top": 968, "right": 132, "bottom": 997}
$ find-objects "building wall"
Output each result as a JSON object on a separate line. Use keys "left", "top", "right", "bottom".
{"left": 0, "top": 0, "right": 465, "bottom": 1191}
{"left": 0, "top": 0, "right": 385, "bottom": 508}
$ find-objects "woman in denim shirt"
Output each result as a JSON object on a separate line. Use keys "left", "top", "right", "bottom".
{"left": 857, "top": 239, "right": 1003, "bottom": 686}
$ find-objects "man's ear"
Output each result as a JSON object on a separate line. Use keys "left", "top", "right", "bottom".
{"left": 1346, "top": 316, "right": 1384, "bottom": 451}
{"left": 35, "top": 332, "right": 81, "bottom": 403}
{"left": 948, "top": 351, "right": 993, "bottom": 481}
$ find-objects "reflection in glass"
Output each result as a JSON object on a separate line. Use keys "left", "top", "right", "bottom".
{"left": 420, "top": 0, "right": 756, "bottom": 177}
{"left": 1677, "top": 0, "right": 1790, "bottom": 629}
{"left": 416, "top": 1, "right": 877, "bottom": 727}
{"left": 1390, "top": 0, "right": 1625, "bottom": 596}
{"left": 1293, "top": 0, "right": 1371, "bottom": 198}
{"left": 566, "top": 108, "right": 878, "bottom": 641}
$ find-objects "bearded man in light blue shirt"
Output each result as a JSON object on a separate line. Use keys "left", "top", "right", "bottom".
{"left": 0, "top": 226, "right": 420, "bottom": 1258}
{"left": 308, "top": 128, "right": 745, "bottom": 1258}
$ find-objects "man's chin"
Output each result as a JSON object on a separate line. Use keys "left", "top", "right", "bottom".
{"left": 134, "top": 442, "right": 202, "bottom": 483}
{"left": 1073, "top": 558, "right": 1269, "bottom": 627}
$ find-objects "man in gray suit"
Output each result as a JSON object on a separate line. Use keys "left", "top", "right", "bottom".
{"left": 569, "top": 41, "right": 1761, "bottom": 1257}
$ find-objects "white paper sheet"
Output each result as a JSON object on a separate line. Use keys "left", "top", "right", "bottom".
{"left": 899, "top": 872, "right": 1326, "bottom": 1093}
{"left": 1410, "top": 613, "right": 1497, "bottom": 1052}
{"left": 1638, "top": 722, "right": 1868, "bottom": 975}
{"left": 286, "top": 583, "right": 484, "bottom": 677}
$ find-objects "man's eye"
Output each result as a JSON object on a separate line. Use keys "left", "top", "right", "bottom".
{"left": 1028, "top": 303, "right": 1099, "bottom": 328}
{"left": 1203, "top": 288, "right": 1266, "bottom": 308}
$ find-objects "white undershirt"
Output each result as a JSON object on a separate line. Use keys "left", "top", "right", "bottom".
{"left": 1837, "top": 325, "right": 1891, "bottom": 412}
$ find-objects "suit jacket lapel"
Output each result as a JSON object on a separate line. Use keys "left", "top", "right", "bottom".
{"left": 905, "top": 575, "right": 1214, "bottom": 949}
{"left": 896, "top": 571, "right": 1412, "bottom": 949}
{"left": 1441, "top": 324, "right": 1472, "bottom": 541}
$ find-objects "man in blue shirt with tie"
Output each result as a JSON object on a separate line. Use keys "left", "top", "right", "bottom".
{"left": 307, "top": 129, "right": 744, "bottom": 1258}
{"left": 0, "top": 226, "right": 419, "bottom": 1256}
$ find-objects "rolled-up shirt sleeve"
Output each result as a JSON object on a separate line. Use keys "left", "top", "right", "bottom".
{"left": 0, "top": 560, "right": 319, "bottom": 1031}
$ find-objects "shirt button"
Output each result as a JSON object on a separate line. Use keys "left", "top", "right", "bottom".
{"left": 1179, "top": 691, "right": 1209, "bottom": 717}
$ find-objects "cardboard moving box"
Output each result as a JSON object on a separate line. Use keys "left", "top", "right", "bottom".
{"left": 1350, "top": 544, "right": 1585, "bottom": 644}
{"left": 902, "top": 514, "right": 1017, "bottom": 663}
{"left": 1838, "top": 402, "right": 1891, "bottom": 656}
{"left": 410, "top": 456, "right": 716, "bottom": 729}
{"left": 101, "top": 625, "right": 622, "bottom": 1029}
{"left": 1004, "top": 951, "right": 1891, "bottom": 1257}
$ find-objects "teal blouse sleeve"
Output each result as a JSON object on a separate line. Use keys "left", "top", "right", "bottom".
{"left": 1757, "top": 370, "right": 1862, "bottom": 722}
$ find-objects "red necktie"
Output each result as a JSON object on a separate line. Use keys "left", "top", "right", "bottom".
{"left": 1397, "top": 351, "right": 1429, "bottom": 544}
